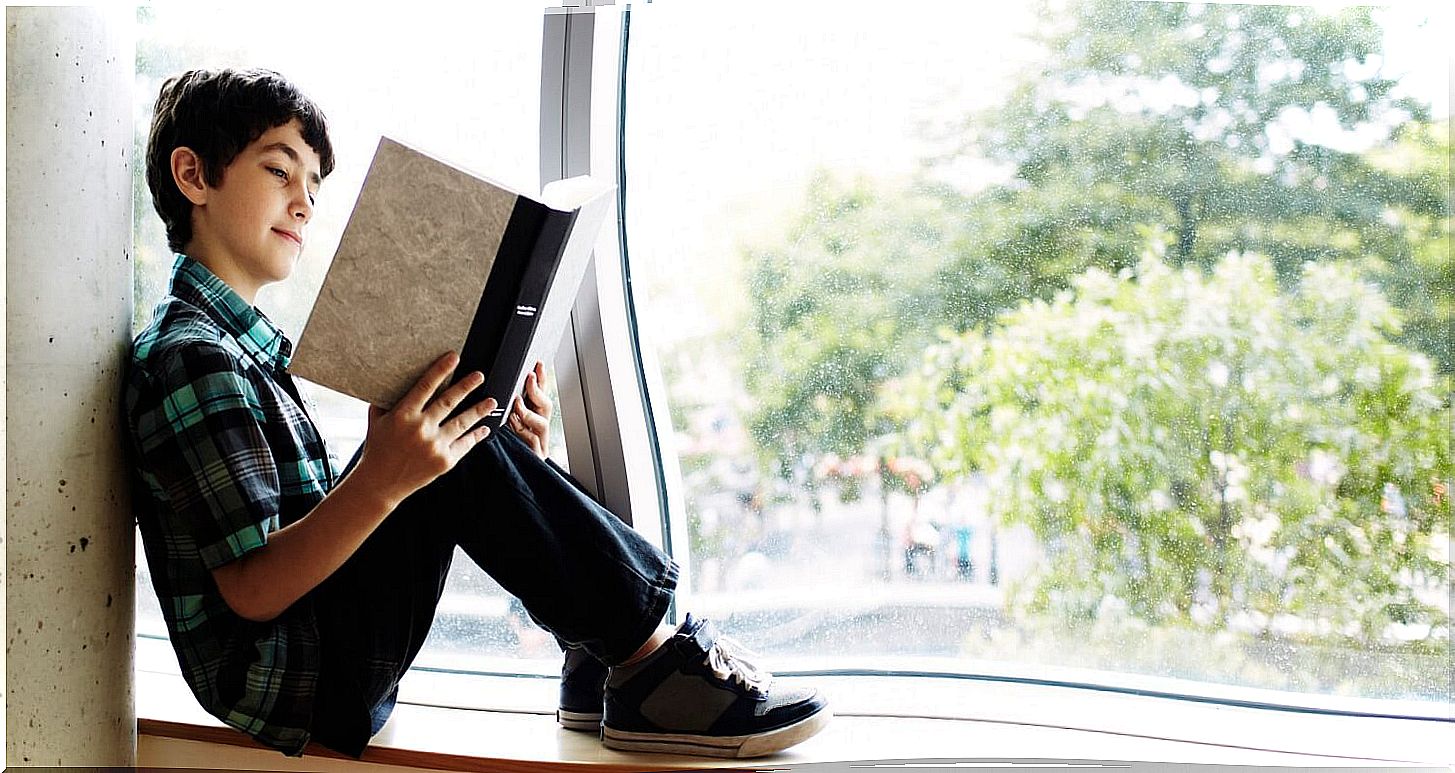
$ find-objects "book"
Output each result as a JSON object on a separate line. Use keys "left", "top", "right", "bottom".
{"left": 289, "top": 136, "right": 615, "bottom": 428}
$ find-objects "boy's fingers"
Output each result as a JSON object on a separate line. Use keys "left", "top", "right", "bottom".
{"left": 512, "top": 398, "right": 548, "bottom": 456}
{"left": 448, "top": 398, "right": 497, "bottom": 449}
{"left": 448, "top": 397, "right": 497, "bottom": 438}
{"left": 402, "top": 351, "right": 459, "bottom": 414}
{"left": 451, "top": 423, "right": 492, "bottom": 454}
{"left": 517, "top": 395, "right": 548, "bottom": 433}
{"left": 425, "top": 369, "right": 484, "bottom": 424}
{"left": 511, "top": 395, "right": 536, "bottom": 426}
{"left": 523, "top": 373, "right": 550, "bottom": 418}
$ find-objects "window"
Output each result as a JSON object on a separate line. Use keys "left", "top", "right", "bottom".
{"left": 131, "top": 3, "right": 565, "bottom": 671}
{"left": 620, "top": 0, "right": 1451, "bottom": 707}
{"left": 130, "top": 1, "right": 1451, "bottom": 722}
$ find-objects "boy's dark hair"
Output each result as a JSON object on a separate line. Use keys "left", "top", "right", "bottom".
{"left": 146, "top": 68, "right": 335, "bottom": 253}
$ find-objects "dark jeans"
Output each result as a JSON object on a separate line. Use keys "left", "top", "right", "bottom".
{"left": 305, "top": 427, "right": 678, "bottom": 757}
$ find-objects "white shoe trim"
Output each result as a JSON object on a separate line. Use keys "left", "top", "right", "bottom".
{"left": 557, "top": 707, "right": 604, "bottom": 732}
{"left": 600, "top": 708, "right": 830, "bottom": 758}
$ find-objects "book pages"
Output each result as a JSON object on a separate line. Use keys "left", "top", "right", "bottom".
{"left": 518, "top": 181, "right": 615, "bottom": 399}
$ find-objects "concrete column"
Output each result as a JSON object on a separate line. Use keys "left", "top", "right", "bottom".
{"left": 5, "top": 6, "right": 137, "bottom": 766}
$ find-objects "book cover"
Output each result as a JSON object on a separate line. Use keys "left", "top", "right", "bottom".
{"left": 290, "top": 136, "right": 614, "bottom": 428}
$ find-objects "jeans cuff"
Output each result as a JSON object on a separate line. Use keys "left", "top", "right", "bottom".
{"left": 598, "top": 558, "right": 679, "bottom": 667}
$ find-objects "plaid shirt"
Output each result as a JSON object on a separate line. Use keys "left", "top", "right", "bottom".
{"left": 124, "top": 253, "right": 340, "bottom": 755}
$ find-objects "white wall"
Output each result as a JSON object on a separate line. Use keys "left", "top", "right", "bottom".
{"left": 5, "top": 6, "right": 137, "bottom": 766}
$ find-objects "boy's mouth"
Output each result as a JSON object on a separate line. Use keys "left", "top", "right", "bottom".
{"left": 273, "top": 228, "right": 303, "bottom": 247}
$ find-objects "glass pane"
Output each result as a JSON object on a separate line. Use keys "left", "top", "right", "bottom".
{"left": 624, "top": 1, "right": 1450, "bottom": 704}
{"left": 132, "top": 5, "right": 561, "bottom": 668}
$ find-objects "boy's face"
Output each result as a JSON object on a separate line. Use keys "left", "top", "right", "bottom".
{"left": 186, "top": 119, "right": 322, "bottom": 304}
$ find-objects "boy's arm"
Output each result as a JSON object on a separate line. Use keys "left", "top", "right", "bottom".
{"left": 215, "top": 351, "right": 501, "bottom": 622}
{"left": 208, "top": 469, "right": 401, "bottom": 621}
{"left": 139, "top": 345, "right": 495, "bottom": 623}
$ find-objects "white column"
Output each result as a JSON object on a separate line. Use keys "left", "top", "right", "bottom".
{"left": 5, "top": 6, "right": 137, "bottom": 766}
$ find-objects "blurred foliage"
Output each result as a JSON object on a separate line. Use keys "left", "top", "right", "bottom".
{"left": 738, "top": 0, "right": 1449, "bottom": 648}
{"left": 743, "top": 0, "right": 1449, "bottom": 481}
{"left": 742, "top": 173, "right": 965, "bottom": 483}
{"left": 891, "top": 249, "right": 1450, "bottom": 645}
{"left": 948, "top": 0, "right": 1447, "bottom": 366}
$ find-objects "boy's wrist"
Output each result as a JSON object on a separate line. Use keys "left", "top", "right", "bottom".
{"left": 335, "top": 464, "right": 407, "bottom": 514}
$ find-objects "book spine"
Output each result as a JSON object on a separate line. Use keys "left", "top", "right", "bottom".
{"left": 453, "top": 197, "right": 549, "bottom": 428}
{"left": 480, "top": 207, "right": 578, "bottom": 429}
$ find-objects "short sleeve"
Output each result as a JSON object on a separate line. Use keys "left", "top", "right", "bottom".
{"left": 132, "top": 341, "right": 281, "bottom": 570}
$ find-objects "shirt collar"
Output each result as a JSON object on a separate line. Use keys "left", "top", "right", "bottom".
{"left": 168, "top": 253, "right": 293, "bottom": 372}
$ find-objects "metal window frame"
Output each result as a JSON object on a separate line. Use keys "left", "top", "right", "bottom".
{"left": 540, "top": 3, "right": 693, "bottom": 604}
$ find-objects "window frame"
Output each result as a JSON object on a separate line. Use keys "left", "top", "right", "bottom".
{"left": 543, "top": 3, "right": 691, "bottom": 596}
{"left": 128, "top": 1, "right": 1452, "bottom": 738}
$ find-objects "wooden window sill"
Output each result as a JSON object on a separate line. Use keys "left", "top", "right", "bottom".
{"left": 135, "top": 642, "right": 1451, "bottom": 771}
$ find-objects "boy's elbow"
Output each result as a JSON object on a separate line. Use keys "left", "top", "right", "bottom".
{"left": 211, "top": 558, "right": 281, "bottom": 623}
{"left": 229, "top": 597, "right": 280, "bottom": 623}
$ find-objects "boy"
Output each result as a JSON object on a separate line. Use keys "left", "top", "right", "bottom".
{"left": 123, "top": 68, "right": 829, "bottom": 760}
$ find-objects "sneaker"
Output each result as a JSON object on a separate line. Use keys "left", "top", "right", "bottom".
{"left": 557, "top": 646, "right": 609, "bottom": 732}
{"left": 601, "top": 615, "right": 830, "bottom": 758}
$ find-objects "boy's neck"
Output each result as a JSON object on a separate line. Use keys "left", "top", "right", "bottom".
{"left": 185, "top": 248, "right": 262, "bottom": 306}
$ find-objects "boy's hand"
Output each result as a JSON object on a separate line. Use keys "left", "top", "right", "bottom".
{"left": 356, "top": 351, "right": 497, "bottom": 506}
{"left": 508, "top": 361, "right": 551, "bottom": 460}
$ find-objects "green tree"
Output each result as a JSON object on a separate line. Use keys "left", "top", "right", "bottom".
{"left": 740, "top": 1, "right": 1447, "bottom": 482}
{"left": 942, "top": 1, "right": 1447, "bottom": 365}
{"left": 1356, "top": 120, "right": 1452, "bottom": 379}
{"left": 888, "top": 248, "right": 1450, "bottom": 645}
{"left": 741, "top": 172, "right": 964, "bottom": 486}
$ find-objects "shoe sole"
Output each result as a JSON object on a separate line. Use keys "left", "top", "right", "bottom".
{"left": 600, "top": 708, "right": 830, "bottom": 758}
{"left": 557, "top": 708, "right": 603, "bottom": 732}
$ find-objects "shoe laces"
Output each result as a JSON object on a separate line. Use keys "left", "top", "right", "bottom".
{"left": 703, "top": 634, "right": 771, "bottom": 695}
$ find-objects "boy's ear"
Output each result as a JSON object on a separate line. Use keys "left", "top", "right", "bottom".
{"left": 170, "top": 146, "right": 209, "bottom": 206}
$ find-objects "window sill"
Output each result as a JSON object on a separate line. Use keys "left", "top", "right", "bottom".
{"left": 136, "top": 642, "right": 1452, "bottom": 770}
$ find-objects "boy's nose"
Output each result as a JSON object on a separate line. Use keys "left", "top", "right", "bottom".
{"left": 292, "top": 193, "right": 313, "bottom": 223}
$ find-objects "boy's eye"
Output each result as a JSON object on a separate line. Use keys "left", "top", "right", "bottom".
{"left": 269, "top": 167, "right": 288, "bottom": 181}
